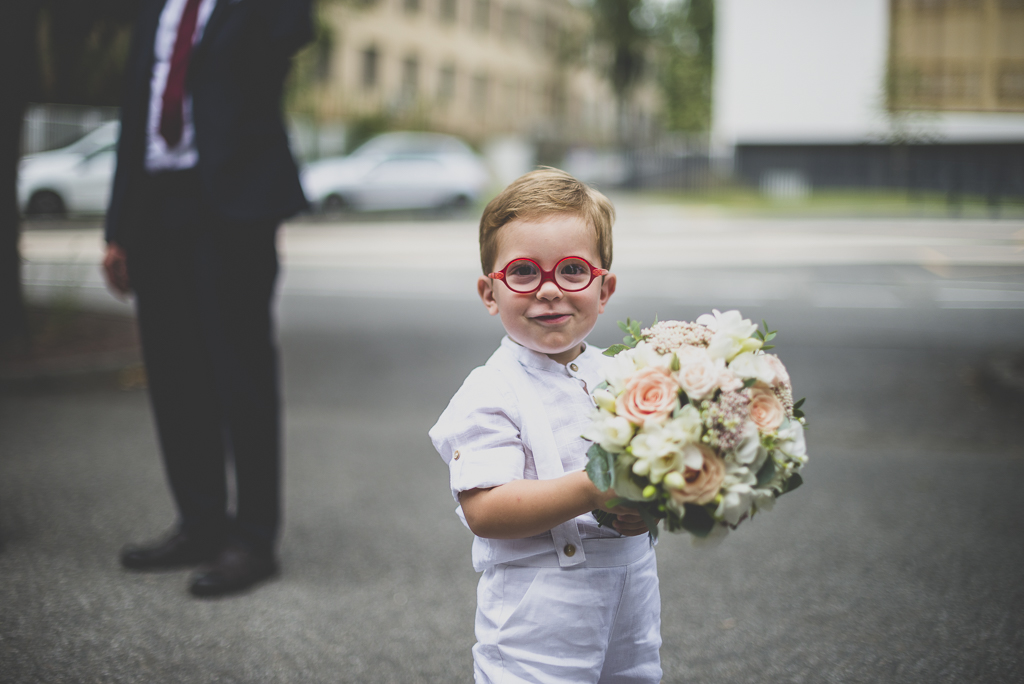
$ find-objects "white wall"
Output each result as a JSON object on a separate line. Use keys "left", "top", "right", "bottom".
{"left": 711, "top": 0, "right": 1024, "bottom": 152}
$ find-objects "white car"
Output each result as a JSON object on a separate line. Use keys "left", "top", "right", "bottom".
{"left": 300, "top": 132, "right": 490, "bottom": 212}
{"left": 18, "top": 121, "right": 120, "bottom": 217}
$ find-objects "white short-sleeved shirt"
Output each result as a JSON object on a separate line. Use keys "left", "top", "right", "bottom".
{"left": 429, "top": 336, "right": 622, "bottom": 571}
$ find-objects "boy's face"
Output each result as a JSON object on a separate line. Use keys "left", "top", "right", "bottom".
{"left": 477, "top": 213, "right": 616, "bottom": 365}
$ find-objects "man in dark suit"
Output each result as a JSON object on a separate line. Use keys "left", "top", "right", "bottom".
{"left": 102, "top": 0, "right": 312, "bottom": 597}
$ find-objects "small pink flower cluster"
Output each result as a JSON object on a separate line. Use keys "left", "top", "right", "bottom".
{"left": 702, "top": 391, "right": 751, "bottom": 452}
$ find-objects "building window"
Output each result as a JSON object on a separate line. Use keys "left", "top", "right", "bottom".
{"left": 440, "top": 0, "right": 457, "bottom": 23}
{"left": 362, "top": 46, "right": 379, "bottom": 89}
{"left": 438, "top": 63, "right": 457, "bottom": 104}
{"left": 889, "top": 0, "right": 1024, "bottom": 112}
{"left": 402, "top": 55, "right": 419, "bottom": 101}
{"left": 473, "top": 0, "right": 491, "bottom": 32}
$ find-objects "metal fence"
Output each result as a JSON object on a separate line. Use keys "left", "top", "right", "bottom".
{"left": 22, "top": 104, "right": 120, "bottom": 156}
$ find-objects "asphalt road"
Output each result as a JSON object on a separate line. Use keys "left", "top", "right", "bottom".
{"left": 2, "top": 212, "right": 1024, "bottom": 682}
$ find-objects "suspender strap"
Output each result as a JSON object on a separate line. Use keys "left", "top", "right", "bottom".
{"left": 491, "top": 345, "right": 586, "bottom": 568}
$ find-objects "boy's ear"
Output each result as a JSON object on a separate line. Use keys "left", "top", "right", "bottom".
{"left": 477, "top": 276, "right": 500, "bottom": 315}
{"left": 597, "top": 273, "right": 616, "bottom": 314}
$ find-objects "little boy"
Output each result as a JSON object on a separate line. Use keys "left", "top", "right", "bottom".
{"left": 429, "top": 169, "right": 662, "bottom": 683}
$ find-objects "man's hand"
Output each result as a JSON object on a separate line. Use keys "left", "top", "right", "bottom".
{"left": 102, "top": 242, "right": 131, "bottom": 296}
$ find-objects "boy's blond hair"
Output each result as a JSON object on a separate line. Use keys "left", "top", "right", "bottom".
{"left": 479, "top": 168, "right": 615, "bottom": 274}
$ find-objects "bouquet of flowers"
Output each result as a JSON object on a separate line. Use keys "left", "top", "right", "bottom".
{"left": 582, "top": 310, "right": 807, "bottom": 542}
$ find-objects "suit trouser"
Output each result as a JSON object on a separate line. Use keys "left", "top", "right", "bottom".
{"left": 127, "top": 168, "right": 281, "bottom": 553}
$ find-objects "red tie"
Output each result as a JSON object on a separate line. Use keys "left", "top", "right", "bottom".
{"left": 159, "top": 0, "right": 204, "bottom": 148}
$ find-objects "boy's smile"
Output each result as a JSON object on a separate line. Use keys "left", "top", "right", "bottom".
{"left": 477, "top": 214, "right": 616, "bottom": 365}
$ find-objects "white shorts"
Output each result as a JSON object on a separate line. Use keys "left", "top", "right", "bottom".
{"left": 473, "top": 536, "right": 662, "bottom": 684}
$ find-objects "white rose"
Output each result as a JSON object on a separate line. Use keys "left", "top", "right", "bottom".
{"left": 582, "top": 410, "right": 634, "bottom": 453}
{"left": 676, "top": 350, "right": 720, "bottom": 401}
{"left": 703, "top": 310, "right": 760, "bottom": 362}
{"left": 727, "top": 423, "right": 768, "bottom": 473}
{"left": 717, "top": 364, "right": 744, "bottom": 393}
{"left": 729, "top": 351, "right": 775, "bottom": 384}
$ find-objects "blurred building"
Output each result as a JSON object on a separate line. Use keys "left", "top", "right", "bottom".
{"left": 713, "top": 0, "right": 1024, "bottom": 200}
{"left": 294, "top": 0, "right": 660, "bottom": 157}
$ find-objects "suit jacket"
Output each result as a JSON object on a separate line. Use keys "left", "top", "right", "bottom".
{"left": 106, "top": 0, "right": 313, "bottom": 244}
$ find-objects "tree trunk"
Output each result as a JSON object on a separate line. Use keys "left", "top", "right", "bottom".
{"left": 0, "top": 2, "right": 39, "bottom": 348}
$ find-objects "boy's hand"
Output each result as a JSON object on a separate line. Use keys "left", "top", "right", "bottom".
{"left": 593, "top": 488, "right": 654, "bottom": 537}
{"left": 605, "top": 508, "right": 650, "bottom": 536}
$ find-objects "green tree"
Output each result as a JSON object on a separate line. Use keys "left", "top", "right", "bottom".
{"left": 0, "top": 0, "right": 135, "bottom": 348}
{"left": 657, "top": 0, "right": 714, "bottom": 132}
{"left": 589, "top": 0, "right": 654, "bottom": 145}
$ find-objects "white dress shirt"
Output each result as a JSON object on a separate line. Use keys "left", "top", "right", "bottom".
{"left": 145, "top": 0, "right": 218, "bottom": 172}
{"left": 430, "top": 336, "right": 623, "bottom": 572}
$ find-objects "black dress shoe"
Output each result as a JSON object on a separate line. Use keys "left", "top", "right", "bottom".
{"left": 188, "top": 543, "right": 277, "bottom": 597}
{"left": 121, "top": 530, "right": 223, "bottom": 570}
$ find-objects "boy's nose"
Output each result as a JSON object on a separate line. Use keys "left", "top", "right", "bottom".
{"left": 535, "top": 280, "right": 563, "bottom": 300}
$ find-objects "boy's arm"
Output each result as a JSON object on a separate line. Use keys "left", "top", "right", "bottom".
{"left": 460, "top": 471, "right": 649, "bottom": 539}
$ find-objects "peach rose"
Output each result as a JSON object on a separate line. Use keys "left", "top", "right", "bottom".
{"left": 666, "top": 444, "right": 725, "bottom": 505}
{"left": 615, "top": 366, "right": 680, "bottom": 427}
{"left": 676, "top": 351, "right": 719, "bottom": 401}
{"left": 748, "top": 387, "right": 785, "bottom": 432}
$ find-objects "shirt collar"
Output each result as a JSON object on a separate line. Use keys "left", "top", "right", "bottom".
{"left": 500, "top": 335, "right": 607, "bottom": 381}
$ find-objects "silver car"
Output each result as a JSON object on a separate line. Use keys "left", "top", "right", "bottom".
{"left": 300, "top": 132, "right": 490, "bottom": 213}
{"left": 19, "top": 121, "right": 120, "bottom": 217}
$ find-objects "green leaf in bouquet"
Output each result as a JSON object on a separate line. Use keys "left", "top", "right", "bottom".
{"left": 755, "top": 457, "right": 777, "bottom": 487}
{"left": 595, "top": 380, "right": 609, "bottom": 391}
{"left": 793, "top": 397, "right": 806, "bottom": 419}
{"left": 637, "top": 505, "right": 661, "bottom": 541}
{"left": 743, "top": 378, "right": 758, "bottom": 389}
{"left": 664, "top": 510, "right": 686, "bottom": 533}
{"left": 585, "top": 443, "right": 614, "bottom": 491}
{"left": 617, "top": 318, "right": 645, "bottom": 347}
{"left": 603, "top": 344, "right": 631, "bottom": 357}
{"left": 592, "top": 509, "right": 618, "bottom": 529}
{"left": 670, "top": 353, "right": 680, "bottom": 372}
{"left": 680, "top": 503, "right": 715, "bottom": 538}
{"left": 781, "top": 472, "right": 803, "bottom": 495}
{"left": 762, "top": 344, "right": 776, "bottom": 351}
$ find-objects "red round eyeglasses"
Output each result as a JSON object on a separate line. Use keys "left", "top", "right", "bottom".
{"left": 488, "top": 256, "right": 608, "bottom": 294}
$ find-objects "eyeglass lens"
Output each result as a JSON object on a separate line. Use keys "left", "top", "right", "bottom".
{"left": 504, "top": 258, "right": 594, "bottom": 293}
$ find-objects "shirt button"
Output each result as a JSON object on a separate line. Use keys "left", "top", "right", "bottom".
{"left": 563, "top": 543, "right": 576, "bottom": 557}
{"left": 453, "top": 450, "right": 460, "bottom": 460}
{"left": 570, "top": 363, "right": 579, "bottom": 372}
